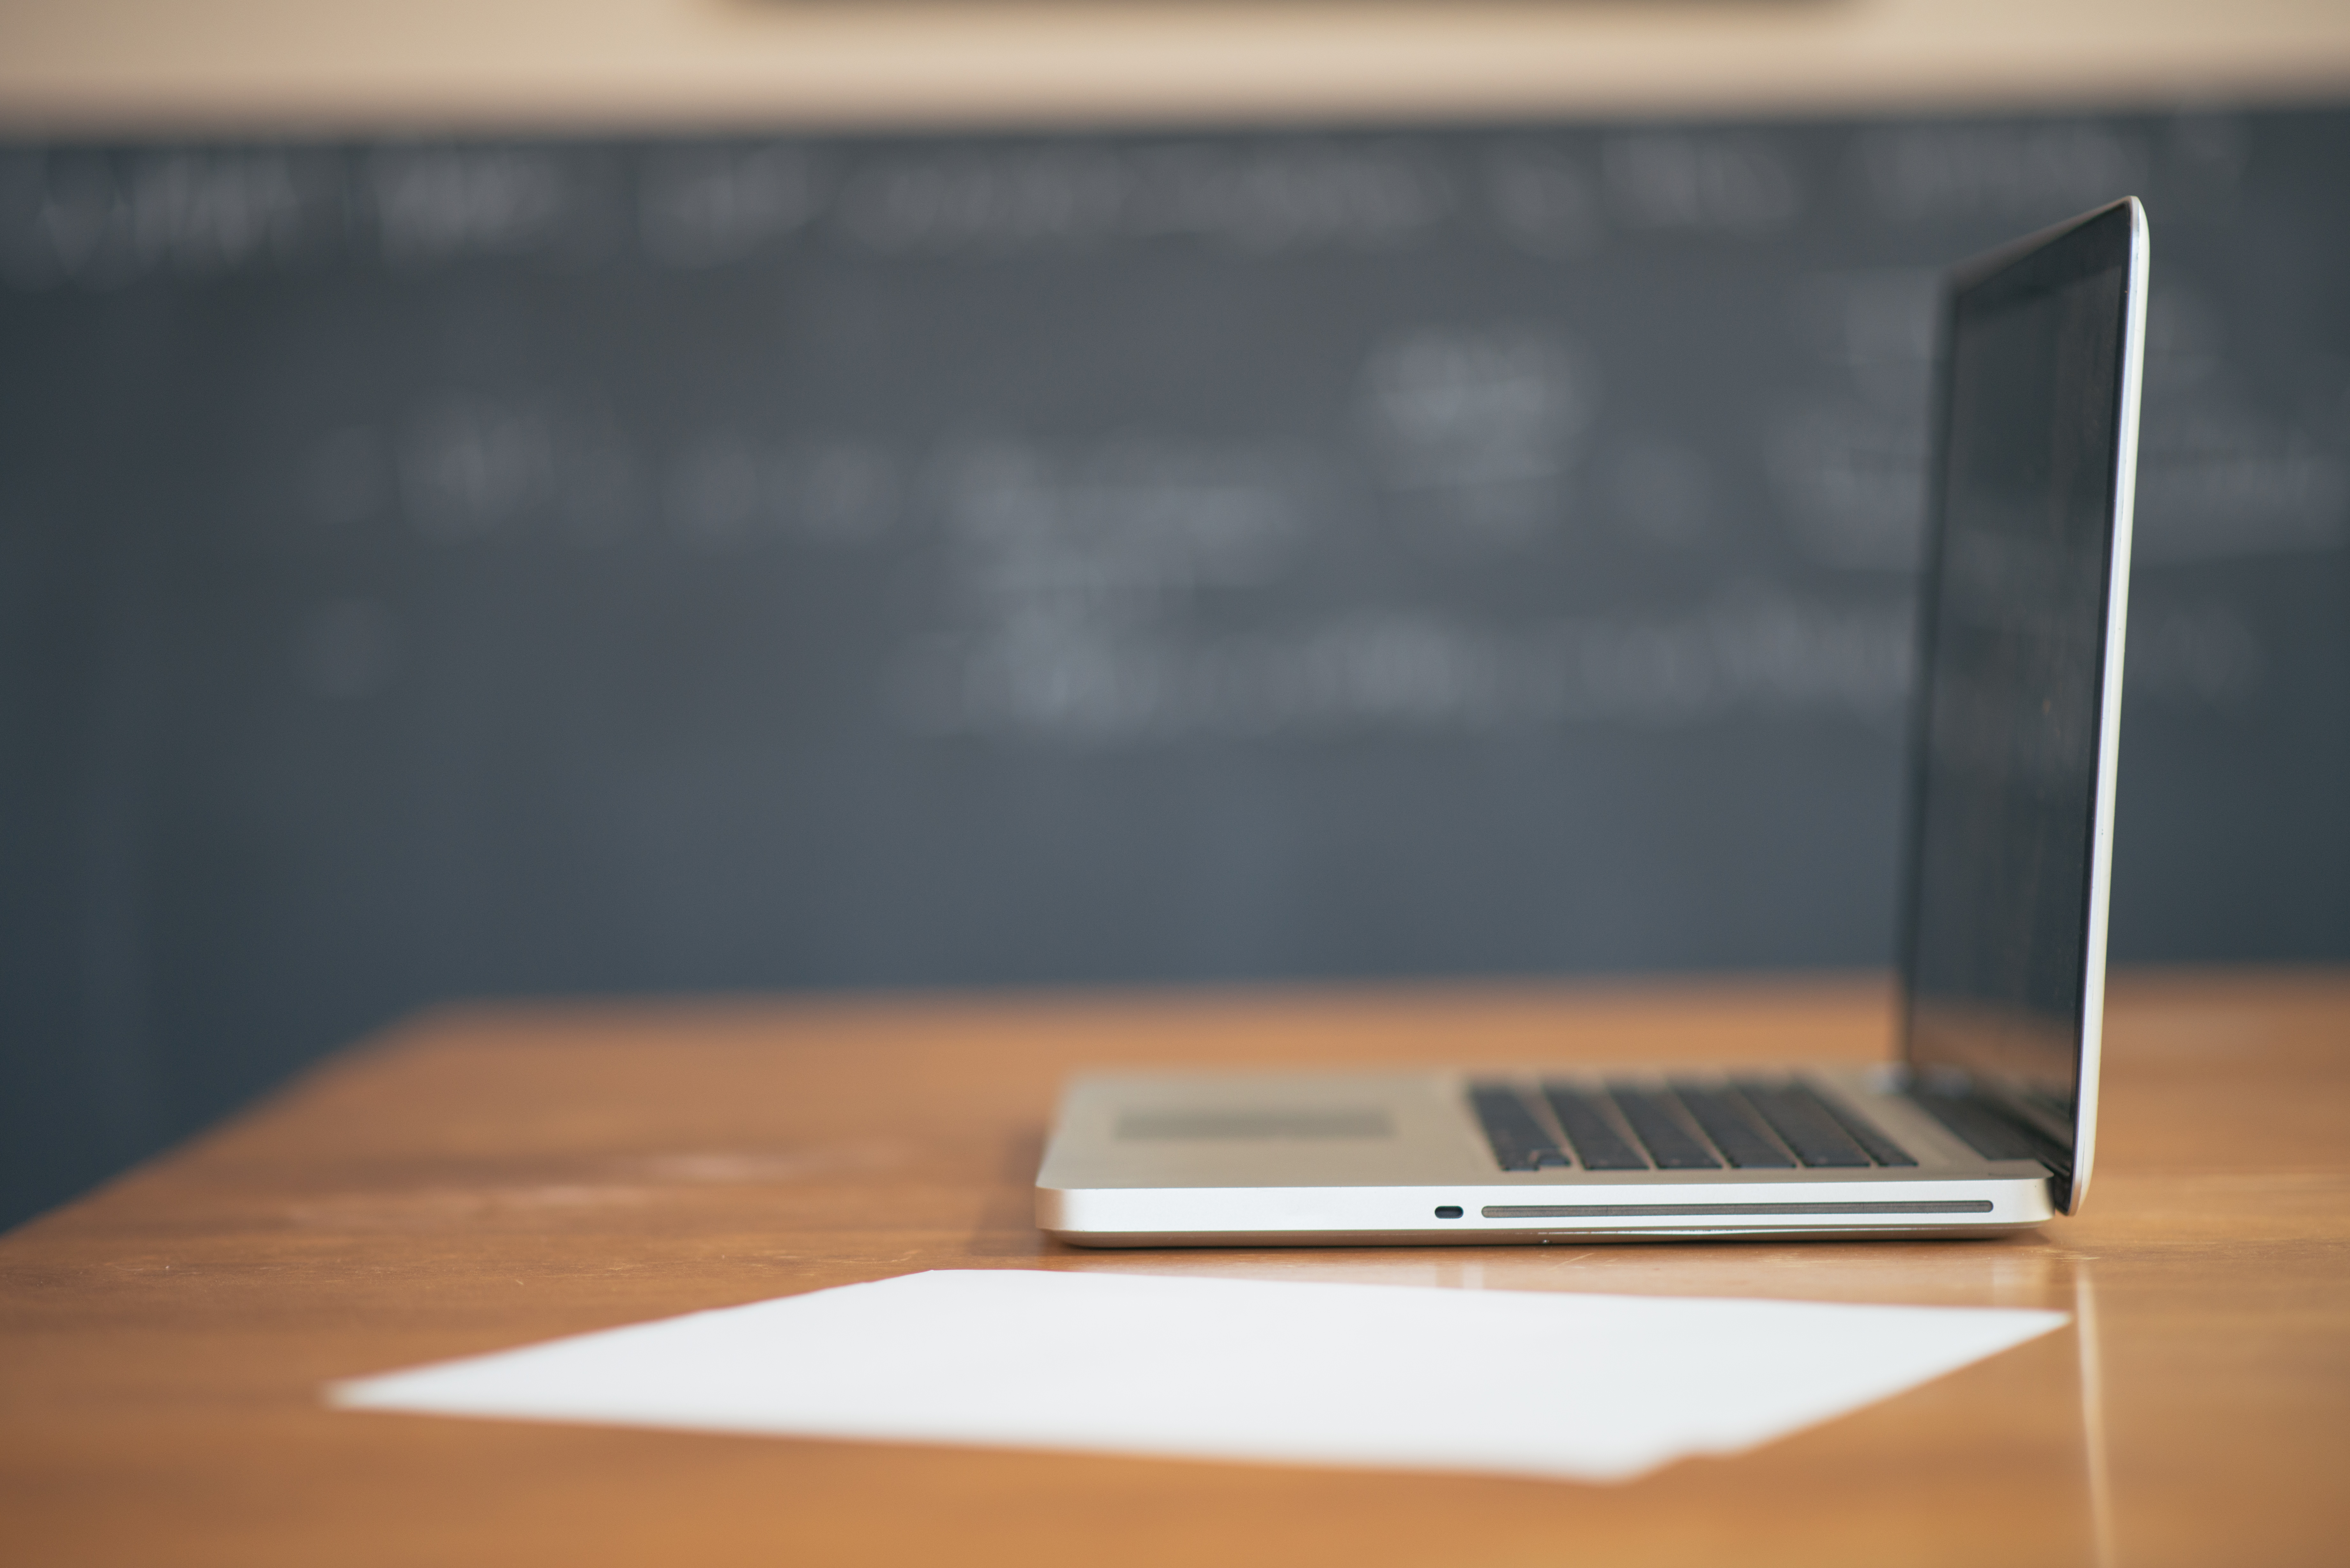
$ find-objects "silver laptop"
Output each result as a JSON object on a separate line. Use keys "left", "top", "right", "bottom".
{"left": 1037, "top": 198, "right": 2150, "bottom": 1246}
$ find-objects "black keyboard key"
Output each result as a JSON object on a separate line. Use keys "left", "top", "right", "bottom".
{"left": 1669, "top": 1083, "right": 1798, "bottom": 1168}
{"left": 1538, "top": 1084, "right": 1650, "bottom": 1170}
{"left": 1468, "top": 1083, "right": 1569, "bottom": 1172}
{"left": 1909, "top": 1089, "right": 2046, "bottom": 1164}
{"left": 1795, "top": 1081, "right": 1919, "bottom": 1167}
{"left": 1733, "top": 1081, "right": 1876, "bottom": 1168}
{"left": 1604, "top": 1087, "right": 1722, "bottom": 1170}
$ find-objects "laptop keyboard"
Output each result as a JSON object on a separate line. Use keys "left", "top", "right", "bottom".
{"left": 1470, "top": 1079, "right": 1919, "bottom": 1172}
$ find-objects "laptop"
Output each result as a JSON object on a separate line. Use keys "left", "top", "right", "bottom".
{"left": 1036, "top": 198, "right": 2150, "bottom": 1245}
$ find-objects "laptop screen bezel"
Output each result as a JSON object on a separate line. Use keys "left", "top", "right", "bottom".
{"left": 1894, "top": 197, "right": 2149, "bottom": 1217}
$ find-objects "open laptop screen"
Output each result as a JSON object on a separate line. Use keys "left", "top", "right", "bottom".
{"left": 1900, "top": 200, "right": 2143, "bottom": 1195}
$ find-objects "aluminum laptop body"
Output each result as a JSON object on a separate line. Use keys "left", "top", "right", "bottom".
{"left": 1037, "top": 199, "right": 2150, "bottom": 1246}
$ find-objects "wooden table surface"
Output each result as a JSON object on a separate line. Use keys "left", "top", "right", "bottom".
{"left": 4, "top": 970, "right": 2346, "bottom": 1567}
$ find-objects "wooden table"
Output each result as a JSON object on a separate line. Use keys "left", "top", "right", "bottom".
{"left": 4, "top": 971, "right": 2346, "bottom": 1566}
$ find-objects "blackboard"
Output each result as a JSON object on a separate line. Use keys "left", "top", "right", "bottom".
{"left": 5, "top": 110, "right": 2347, "bottom": 1226}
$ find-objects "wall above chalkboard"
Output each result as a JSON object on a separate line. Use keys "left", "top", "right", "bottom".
{"left": 4, "top": 0, "right": 2349, "bottom": 133}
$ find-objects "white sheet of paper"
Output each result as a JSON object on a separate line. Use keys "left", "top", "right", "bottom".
{"left": 329, "top": 1269, "right": 2066, "bottom": 1482}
